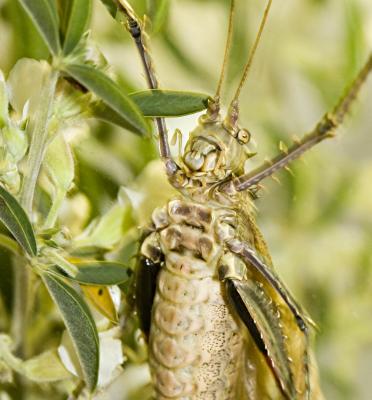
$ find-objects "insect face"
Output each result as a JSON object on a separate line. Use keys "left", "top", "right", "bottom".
{"left": 182, "top": 115, "right": 252, "bottom": 183}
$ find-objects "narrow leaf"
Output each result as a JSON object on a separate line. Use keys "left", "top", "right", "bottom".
{"left": 99, "top": 0, "right": 118, "bottom": 17}
{"left": 18, "top": 0, "right": 61, "bottom": 55}
{"left": 74, "top": 261, "right": 130, "bottom": 285}
{"left": 129, "top": 89, "right": 211, "bottom": 117}
{"left": 63, "top": 0, "right": 92, "bottom": 55}
{"left": 0, "top": 185, "right": 37, "bottom": 256}
{"left": 0, "top": 233, "right": 22, "bottom": 255}
{"left": 148, "top": 0, "right": 170, "bottom": 33}
{"left": 43, "top": 274, "right": 99, "bottom": 391}
{"left": 91, "top": 101, "right": 139, "bottom": 132}
{"left": 73, "top": 201, "right": 132, "bottom": 250}
{"left": 63, "top": 64, "right": 149, "bottom": 135}
{"left": 91, "top": 89, "right": 210, "bottom": 127}
{"left": 53, "top": 261, "right": 131, "bottom": 285}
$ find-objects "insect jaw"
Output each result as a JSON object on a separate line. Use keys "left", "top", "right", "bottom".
{"left": 177, "top": 114, "right": 258, "bottom": 194}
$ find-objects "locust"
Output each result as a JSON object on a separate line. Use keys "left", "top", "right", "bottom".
{"left": 117, "top": 0, "right": 372, "bottom": 398}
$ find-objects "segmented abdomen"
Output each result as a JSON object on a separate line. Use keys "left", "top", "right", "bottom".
{"left": 150, "top": 262, "right": 244, "bottom": 399}
{"left": 145, "top": 200, "right": 245, "bottom": 399}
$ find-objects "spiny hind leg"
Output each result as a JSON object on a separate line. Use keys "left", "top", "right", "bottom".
{"left": 219, "top": 241, "right": 314, "bottom": 399}
{"left": 218, "top": 252, "right": 295, "bottom": 399}
{"left": 225, "top": 53, "right": 372, "bottom": 192}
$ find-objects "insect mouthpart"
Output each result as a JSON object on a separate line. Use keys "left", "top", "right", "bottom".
{"left": 183, "top": 136, "right": 220, "bottom": 172}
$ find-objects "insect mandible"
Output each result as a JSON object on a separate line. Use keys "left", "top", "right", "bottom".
{"left": 117, "top": 0, "right": 372, "bottom": 399}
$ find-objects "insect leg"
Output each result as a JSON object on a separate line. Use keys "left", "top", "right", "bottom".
{"left": 228, "top": 53, "right": 372, "bottom": 191}
{"left": 226, "top": 239, "right": 313, "bottom": 399}
{"left": 227, "top": 239, "right": 312, "bottom": 328}
{"left": 219, "top": 252, "right": 295, "bottom": 399}
{"left": 117, "top": 1, "right": 178, "bottom": 176}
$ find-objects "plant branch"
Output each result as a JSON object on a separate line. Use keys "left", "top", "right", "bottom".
{"left": 11, "top": 256, "right": 31, "bottom": 356}
{"left": 12, "top": 68, "right": 59, "bottom": 356}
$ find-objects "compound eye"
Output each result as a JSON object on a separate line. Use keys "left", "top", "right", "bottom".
{"left": 237, "top": 129, "right": 251, "bottom": 144}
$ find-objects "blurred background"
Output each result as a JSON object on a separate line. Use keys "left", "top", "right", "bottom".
{"left": 1, "top": 0, "right": 372, "bottom": 398}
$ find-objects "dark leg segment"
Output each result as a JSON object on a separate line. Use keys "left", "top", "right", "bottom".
{"left": 231, "top": 53, "right": 372, "bottom": 191}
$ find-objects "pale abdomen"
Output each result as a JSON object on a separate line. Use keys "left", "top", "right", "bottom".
{"left": 141, "top": 198, "right": 324, "bottom": 400}
{"left": 149, "top": 261, "right": 244, "bottom": 399}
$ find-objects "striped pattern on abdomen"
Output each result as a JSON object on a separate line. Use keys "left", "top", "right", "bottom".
{"left": 144, "top": 199, "right": 245, "bottom": 399}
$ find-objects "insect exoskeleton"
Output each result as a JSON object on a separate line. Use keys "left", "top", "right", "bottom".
{"left": 137, "top": 116, "right": 304, "bottom": 399}
{"left": 182, "top": 115, "right": 250, "bottom": 180}
{"left": 117, "top": 0, "right": 372, "bottom": 398}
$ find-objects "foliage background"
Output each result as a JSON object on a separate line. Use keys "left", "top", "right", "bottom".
{"left": 0, "top": 0, "right": 372, "bottom": 399}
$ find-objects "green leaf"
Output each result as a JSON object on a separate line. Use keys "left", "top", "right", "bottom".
{"left": 99, "top": 0, "right": 118, "bottom": 17}
{"left": 53, "top": 261, "right": 131, "bottom": 285}
{"left": 18, "top": 0, "right": 61, "bottom": 55}
{"left": 43, "top": 274, "right": 99, "bottom": 391}
{"left": 44, "top": 134, "right": 74, "bottom": 191}
{"left": 129, "top": 89, "right": 210, "bottom": 117}
{"left": 74, "top": 261, "right": 131, "bottom": 285}
{"left": 90, "top": 101, "right": 140, "bottom": 132}
{"left": 0, "top": 250, "right": 14, "bottom": 314}
{"left": 63, "top": 64, "right": 149, "bottom": 135}
{"left": 7, "top": 1, "right": 49, "bottom": 60}
{"left": 91, "top": 89, "right": 211, "bottom": 126}
{"left": 148, "top": 0, "right": 170, "bottom": 33}
{"left": 0, "top": 70, "right": 9, "bottom": 128}
{"left": 0, "top": 233, "right": 21, "bottom": 255}
{"left": 63, "top": 0, "right": 92, "bottom": 55}
{"left": 73, "top": 202, "right": 133, "bottom": 250}
{"left": 0, "top": 185, "right": 37, "bottom": 256}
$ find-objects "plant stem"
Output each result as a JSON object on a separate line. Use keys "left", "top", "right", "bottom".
{"left": 11, "top": 256, "right": 31, "bottom": 356}
{"left": 12, "top": 69, "right": 59, "bottom": 356}
{"left": 0, "top": 334, "right": 24, "bottom": 374}
{"left": 20, "top": 69, "right": 59, "bottom": 215}
{"left": 44, "top": 250, "right": 79, "bottom": 277}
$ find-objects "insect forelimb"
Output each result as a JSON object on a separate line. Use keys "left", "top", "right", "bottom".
{"left": 116, "top": 0, "right": 177, "bottom": 175}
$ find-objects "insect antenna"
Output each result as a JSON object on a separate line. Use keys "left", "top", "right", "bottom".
{"left": 226, "top": 0, "right": 273, "bottom": 130}
{"left": 207, "top": 0, "right": 236, "bottom": 120}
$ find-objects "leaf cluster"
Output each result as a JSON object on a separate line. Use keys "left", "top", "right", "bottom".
{"left": 19, "top": 0, "right": 210, "bottom": 136}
